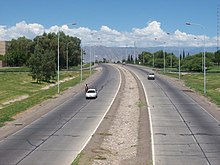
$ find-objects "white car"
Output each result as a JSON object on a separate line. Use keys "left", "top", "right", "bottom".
{"left": 86, "top": 88, "right": 97, "bottom": 99}
{"left": 148, "top": 73, "right": 155, "bottom": 80}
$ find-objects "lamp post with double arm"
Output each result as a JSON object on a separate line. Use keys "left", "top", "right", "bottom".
{"left": 57, "top": 22, "right": 77, "bottom": 94}
{"left": 186, "top": 22, "right": 206, "bottom": 96}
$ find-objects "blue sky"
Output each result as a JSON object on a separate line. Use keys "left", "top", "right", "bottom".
{"left": 0, "top": 0, "right": 219, "bottom": 47}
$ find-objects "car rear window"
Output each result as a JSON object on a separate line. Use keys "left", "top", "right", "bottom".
{"left": 87, "top": 90, "right": 95, "bottom": 93}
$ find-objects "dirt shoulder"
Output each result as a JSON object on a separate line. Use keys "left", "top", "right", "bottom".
{"left": 77, "top": 65, "right": 152, "bottom": 165}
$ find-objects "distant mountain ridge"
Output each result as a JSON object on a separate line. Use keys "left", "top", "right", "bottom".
{"left": 83, "top": 46, "right": 218, "bottom": 62}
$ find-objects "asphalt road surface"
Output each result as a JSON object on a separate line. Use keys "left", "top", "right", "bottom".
{"left": 1, "top": 63, "right": 220, "bottom": 165}
{"left": 126, "top": 65, "right": 220, "bottom": 165}
{"left": 0, "top": 64, "right": 121, "bottom": 165}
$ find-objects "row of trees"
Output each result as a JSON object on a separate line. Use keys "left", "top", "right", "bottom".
{"left": 125, "top": 50, "right": 220, "bottom": 72}
{"left": 2, "top": 32, "right": 81, "bottom": 82}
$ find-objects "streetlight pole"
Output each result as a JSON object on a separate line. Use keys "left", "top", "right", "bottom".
{"left": 154, "top": 38, "right": 158, "bottom": 68}
{"left": 66, "top": 23, "right": 77, "bottom": 70}
{"left": 81, "top": 46, "right": 83, "bottom": 81}
{"left": 178, "top": 41, "right": 181, "bottom": 80}
{"left": 193, "top": 37, "right": 203, "bottom": 71}
{"left": 171, "top": 54, "right": 173, "bottom": 68}
{"left": 163, "top": 42, "right": 166, "bottom": 73}
{"left": 90, "top": 33, "right": 94, "bottom": 75}
{"left": 95, "top": 37, "right": 101, "bottom": 65}
{"left": 93, "top": 46, "right": 95, "bottom": 66}
{"left": 134, "top": 41, "right": 136, "bottom": 64}
{"left": 57, "top": 31, "right": 60, "bottom": 94}
{"left": 66, "top": 42, "right": 74, "bottom": 70}
{"left": 153, "top": 52, "right": 155, "bottom": 68}
{"left": 126, "top": 44, "right": 128, "bottom": 62}
{"left": 90, "top": 45, "right": 92, "bottom": 75}
{"left": 186, "top": 22, "right": 206, "bottom": 96}
{"left": 57, "top": 22, "right": 77, "bottom": 93}
{"left": 93, "top": 45, "right": 97, "bottom": 66}
{"left": 163, "top": 33, "right": 170, "bottom": 73}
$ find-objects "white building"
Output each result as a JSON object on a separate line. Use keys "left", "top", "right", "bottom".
{"left": 0, "top": 41, "right": 10, "bottom": 67}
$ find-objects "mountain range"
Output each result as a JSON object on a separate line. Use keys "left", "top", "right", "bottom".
{"left": 83, "top": 46, "right": 218, "bottom": 63}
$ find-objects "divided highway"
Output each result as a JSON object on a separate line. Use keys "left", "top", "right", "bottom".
{"left": 126, "top": 65, "right": 220, "bottom": 165}
{"left": 0, "top": 64, "right": 121, "bottom": 165}
{"left": 1, "top": 64, "right": 220, "bottom": 165}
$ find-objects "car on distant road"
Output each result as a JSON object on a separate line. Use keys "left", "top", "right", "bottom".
{"left": 86, "top": 88, "right": 97, "bottom": 99}
{"left": 148, "top": 73, "right": 155, "bottom": 80}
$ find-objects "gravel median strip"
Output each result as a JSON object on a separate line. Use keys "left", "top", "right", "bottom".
{"left": 78, "top": 65, "right": 151, "bottom": 165}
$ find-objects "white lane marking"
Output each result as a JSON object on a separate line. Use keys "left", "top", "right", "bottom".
{"left": 127, "top": 68, "right": 155, "bottom": 165}
{"left": 137, "top": 75, "right": 155, "bottom": 165}
{"left": 181, "top": 91, "right": 220, "bottom": 124}
{"left": 152, "top": 70, "right": 220, "bottom": 125}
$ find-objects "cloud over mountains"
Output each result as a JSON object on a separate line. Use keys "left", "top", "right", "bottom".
{"left": 0, "top": 21, "right": 217, "bottom": 48}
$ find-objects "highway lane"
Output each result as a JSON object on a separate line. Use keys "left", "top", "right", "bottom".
{"left": 0, "top": 64, "right": 121, "bottom": 165}
{"left": 126, "top": 65, "right": 220, "bottom": 165}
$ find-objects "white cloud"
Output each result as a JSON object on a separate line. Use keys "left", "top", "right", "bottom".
{"left": 100, "top": 26, "right": 121, "bottom": 35}
{"left": 0, "top": 21, "right": 44, "bottom": 40}
{"left": 133, "top": 21, "right": 164, "bottom": 37}
{"left": 0, "top": 26, "right": 7, "bottom": 40}
{"left": 0, "top": 20, "right": 217, "bottom": 48}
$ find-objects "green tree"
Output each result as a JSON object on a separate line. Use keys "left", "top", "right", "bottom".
{"left": 130, "top": 55, "right": 134, "bottom": 63}
{"left": 127, "top": 55, "right": 131, "bottom": 63}
{"left": 29, "top": 53, "right": 43, "bottom": 83}
{"left": 66, "top": 37, "right": 81, "bottom": 66}
{"left": 5, "top": 37, "right": 33, "bottom": 67}
{"left": 0, "top": 55, "right": 5, "bottom": 61}
{"left": 138, "top": 51, "right": 152, "bottom": 66}
{"left": 214, "top": 50, "right": 220, "bottom": 65}
{"left": 32, "top": 32, "right": 81, "bottom": 69}
{"left": 29, "top": 50, "right": 56, "bottom": 83}
{"left": 181, "top": 52, "right": 213, "bottom": 72}
{"left": 182, "top": 50, "right": 185, "bottom": 59}
{"left": 42, "top": 50, "right": 56, "bottom": 82}
{"left": 154, "top": 58, "right": 164, "bottom": 68}
{"left": 29, "top": 34, "right": 57, "bottom": 83}
{"left": 103, "top": 58, "right": 107, "bottom": 63}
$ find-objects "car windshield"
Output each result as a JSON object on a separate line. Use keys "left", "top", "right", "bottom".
{"left": 87, "top": 90, "right": 96, "bottom": 93}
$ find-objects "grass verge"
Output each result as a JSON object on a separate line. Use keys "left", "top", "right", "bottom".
{"left": 163, "top": 72, "right": 220, "bottom": 106}
{"left": 0, "top": 70, "right": 91, "bottom": 127}
{"left": 71, "top": 153, "right": 83, "bottom": 165}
